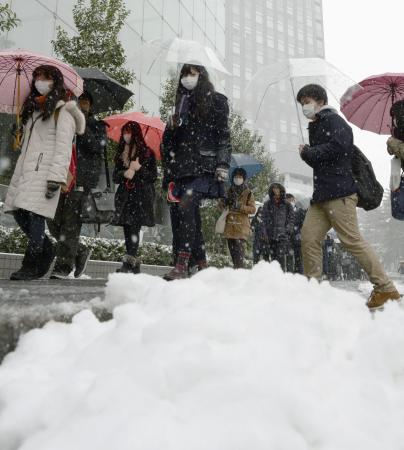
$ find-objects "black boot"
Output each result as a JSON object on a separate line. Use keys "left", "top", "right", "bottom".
{"left": 74, "top": 246, "right": 92, "bottom": 278}
{"left": 36, "top": 238, "right": 56, "bottom": 278}
{"left": 116, "top": 255, "right": 141, "bottom": 274}
{"left": 10, "top": 250, "right": 38, "bottom": 280}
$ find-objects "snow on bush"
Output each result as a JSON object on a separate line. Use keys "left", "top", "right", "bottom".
{"left": 1, "top": 262, "right": 404, "bottom": 450}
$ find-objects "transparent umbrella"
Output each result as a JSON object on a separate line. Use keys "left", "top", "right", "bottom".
{"left": 130, "top": 37, "right": 230, "bottom": 76}
{"left": 239, "top": 58, "right": 361, "bottom": 143}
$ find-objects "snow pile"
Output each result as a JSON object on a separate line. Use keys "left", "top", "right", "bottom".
{"left": 1, "top": 263, "right": 404, "bottom": 450}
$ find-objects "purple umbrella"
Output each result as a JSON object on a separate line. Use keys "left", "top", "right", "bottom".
{"left": 341, "top": 73, "right": 404, "bottom": 135}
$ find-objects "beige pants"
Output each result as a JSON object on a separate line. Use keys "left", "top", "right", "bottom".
{"left": 301, "top": 194, "right": 395, "bottom": 292}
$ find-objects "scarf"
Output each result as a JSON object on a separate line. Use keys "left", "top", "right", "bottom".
{"left": 34, "top": 95, "right": 47, "bottom": 110}
{"left": 227, "top": 184, "right": 247, "bottom": 209}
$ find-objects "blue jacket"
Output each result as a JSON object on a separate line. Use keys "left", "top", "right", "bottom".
{"left": 301, "top": 107, "right": 357, "bottom": 203}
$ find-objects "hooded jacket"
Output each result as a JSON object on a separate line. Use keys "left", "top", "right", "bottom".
{"left": 262, "top": 183, "right": 295, "bottom": 241}
{"left": 5, "top": 100, "right": 85, "bottom": 219}
{"left": 301, "top": 106, "right": 357, "bottom": 203}
{"left": 222, "top": 184, "right": 256, "bottom": 240}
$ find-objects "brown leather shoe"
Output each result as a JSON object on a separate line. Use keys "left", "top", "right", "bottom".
{"left": 367, "top": 290, "right": 402, "bottom": 311}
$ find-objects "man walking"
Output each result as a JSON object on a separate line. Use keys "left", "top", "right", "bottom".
{"left": 296, "top": 84, "right": 400, "bottom": 310}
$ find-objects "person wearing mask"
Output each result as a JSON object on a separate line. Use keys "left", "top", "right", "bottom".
{"left": 251, "top": 206, "right": 269, "bottom": 264}
{"left": 161, "top": 64, "right": 232, "bottom": 280}
{"left": 221, "top": 168, "right": 256, "bottom": 269}
{"left": 47, "top": 91, "right": 107, "bottom": 278}
{"left": 111, "top": 121, "right": 157, "bottom": 274}
{"left": 4, "top": 65, "right": 85, "bottom": 280}
{"left": 285, "top": 193, "right": 306, "bottom": 274}
{"left": 262, "top": 182, "right": 295, "bottom": 271}
{"left": 297, "top": 83, "right": 400, "bottom": 310}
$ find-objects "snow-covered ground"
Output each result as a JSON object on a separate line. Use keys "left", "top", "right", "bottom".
{"left": 1, "top": 262, "right": 404, "bottom": 450}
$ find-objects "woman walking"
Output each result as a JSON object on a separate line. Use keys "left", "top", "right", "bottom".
{"left": 161, "top": 64, "right": 232, "bottom": 280}
{"left": 4, "top": 64, "right": 85, "bottom": 280}
{"left": 222, "top": 168, "right": 256, "bottom": 269}
{"left": 112, "top": 121, "right": 157, "bottom": 274}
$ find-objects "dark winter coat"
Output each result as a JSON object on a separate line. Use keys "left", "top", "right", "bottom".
{"left": 251, "top": 206, "right": 266, "bottom": 242}
{"left": 262, "top": 183, "right": 295, "bottom": 241}
{"left": 161, "top": 92, "right": 232, "bottom": 186}
{"left": 112, "top": 147, "right": 157, "bottom": 227}
{"left": 76, "top": 115, "right": 107, "bottom": 190}
{"left": 292, "top": 206, "right": 306, "bottom": 244}
{"left": 301, "top": 107, "right": 357, "bottom": 203}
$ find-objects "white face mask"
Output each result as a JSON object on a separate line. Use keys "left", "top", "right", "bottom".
{"left": 233, "top": 177, "right": 244, "bottom": 186}
{"left": 35, "top": 80, "right": 53, "bottom": 96}
{"left": 123, "top": 134, "right": 131, "bottom": 144}
{"left": 181, "top": 74, "right": 199, "bottom": 91}
{"left": 302, "top": 102, "right": 318, "bottom": 120}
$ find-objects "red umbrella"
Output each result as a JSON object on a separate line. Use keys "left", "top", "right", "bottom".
{"left": 103, "top": 111, "right": 165, "bottom": 160}
{"left": 341, "top": 73, "right": 404, "bottom": 135}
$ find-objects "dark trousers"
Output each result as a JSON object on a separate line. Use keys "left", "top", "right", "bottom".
{"left": 268, "top": 239, "right": 289, "bottom": 271}
{"left": 170, "top": 192, "right": 206, "bottom": 264}
{"left": 47, "top": 191, "right": 86, "bottom": 274}
{"left": 123, "top": 223, "right": 142, "bottom": 257}
{"left": 253, "top": 237, "right": 270, "bottom": 264}
{"left": 228, "top": 239, "right": 245, "bottom": 269}
{"left": 14, "top": 208, "right": 49, "bottom": 258}
{"left": 293, "top": 242, "right": 303, "bottom": 274}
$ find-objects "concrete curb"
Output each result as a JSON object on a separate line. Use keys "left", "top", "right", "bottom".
{"left": 0, "top": 252, "right": 170, "bottom": 280}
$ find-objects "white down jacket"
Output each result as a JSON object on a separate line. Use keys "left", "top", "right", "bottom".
{"left": 5, "top": 100, "right": 85, "bottom": 219}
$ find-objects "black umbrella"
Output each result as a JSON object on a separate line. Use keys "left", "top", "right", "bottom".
{"left": 74, "top": 67, "right": 133, "bottom": 114}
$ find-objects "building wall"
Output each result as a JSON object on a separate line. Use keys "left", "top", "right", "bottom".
{"left": 2, "top": 0, "right": 226, "bottom": 114}
{"left": 225, "top": 0, "right": 325, "bottom": 159}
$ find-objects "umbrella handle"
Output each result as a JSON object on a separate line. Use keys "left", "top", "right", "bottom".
{"left": 13, "top": 63, "right": 22, "bottom": 150}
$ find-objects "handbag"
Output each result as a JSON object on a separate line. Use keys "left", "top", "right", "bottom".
{"left": 391, "top": 175, "right": 404, "bottom": 221}
{"left": 80, "top": 147, "right": 115, "bottom": 224}
{"left": 215, "top": 208, "right": 229, "bottom": 234}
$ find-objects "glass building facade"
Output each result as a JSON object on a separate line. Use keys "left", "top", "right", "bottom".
{"left": 2, "top": 0, "right": 226, "bottom": 114}
{"left": 225, "top": 0, "right": 325, "bottom": 195}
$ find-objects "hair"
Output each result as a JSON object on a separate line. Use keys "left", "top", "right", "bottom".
{"left": 115, "top": 121, "right": 150, "bottom": 164}
{"left": 296, "top": 84, "right": 328, "bottom": 105}
{"left": 21, "top": 65, "right": 67, "bottom": 124}
{"left": 285, "top": 193, "right": 295, "bottom": 201}
{"left": 175, "top": 64, "right": 215, "bottom": 119}
{"left": 79, "top": 90, "right": 94, "bottom": 106}
{"left": 232, "top": 167, "right": 247, "bottom": 180}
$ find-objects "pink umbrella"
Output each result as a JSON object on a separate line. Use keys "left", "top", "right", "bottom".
{"left": 0, "top": 49, "right": 83, "bottom": 148}
{"left": 341, "top": 73, "right": 404, "bottom": 135}
{"left": 103, "top": 111, "right": 165, "bottom": 160}
{"left": 0, "top": 49, "right": 83, "bottom": 114}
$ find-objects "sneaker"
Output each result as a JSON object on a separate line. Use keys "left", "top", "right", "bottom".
{"left": 367, "top": 289, "right": 402, "bottom": 311}
{"left": 74, "top": 247, "right": 92, "bottom": 278}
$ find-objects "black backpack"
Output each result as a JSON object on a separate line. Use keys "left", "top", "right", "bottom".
{"left": 351, "top": 146, "right": 384, "bottom": 211}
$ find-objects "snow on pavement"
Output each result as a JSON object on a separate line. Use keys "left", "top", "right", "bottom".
{"left": 1, "top": 262, "right": 404, "bottom": 450}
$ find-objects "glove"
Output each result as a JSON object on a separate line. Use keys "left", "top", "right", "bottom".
{"left": 215, "top": 166, "right": 229, "bottom": 182}
{"left": 45, "top": 181, "right": 60, "bottom": 199}
{"left": 129, "top": 158, "right": 142, "bottom": 172}
{"left": 124, "top": 168, "right": 135, "bottom": 179}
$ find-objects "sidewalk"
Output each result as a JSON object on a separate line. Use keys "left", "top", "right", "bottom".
{"left": 0, "top": 252, "right": 170, "bottom": 280}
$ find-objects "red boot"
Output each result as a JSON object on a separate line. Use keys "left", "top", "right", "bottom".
{"left": 164, "top": 251, "right": 191, "bottom": 281}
